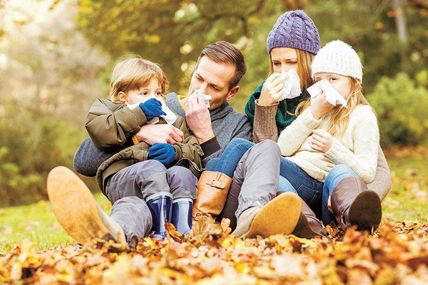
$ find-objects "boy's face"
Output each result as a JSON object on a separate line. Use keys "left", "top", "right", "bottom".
{"left": 126, "top": 79, "right": 163, "bottom": 105}
{"left": 188, "top": 56, "right": 239, "bottom": 110}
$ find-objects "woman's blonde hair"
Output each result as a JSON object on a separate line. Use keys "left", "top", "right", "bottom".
{"left": 269, "top": 49, "right": 315, "bottom": 91}
{"left": 110, "top": 57, "right": 169, "bottom": 103}
{"left": 296, "top": 77, "right": 369, "bottom": 137}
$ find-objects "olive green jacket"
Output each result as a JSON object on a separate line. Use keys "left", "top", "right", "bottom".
{"left": 85, "top": 99, "right": 203, "bottom": 191}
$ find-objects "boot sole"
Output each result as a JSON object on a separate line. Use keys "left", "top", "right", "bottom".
{"left": 246, "top": 193, "right": 302, "bottom": 238}
{"left": 47, "top": 166, "right": 112, "bottom": 244}
{"left": 348, "top": 191, "right": 382, "bottom": 230}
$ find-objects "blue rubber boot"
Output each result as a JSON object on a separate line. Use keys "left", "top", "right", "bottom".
{"left": 146, "top": 192, "right": 173, "bottom": 239}
{"left": 171, "top": 198, "right": 193, "bottom": 235}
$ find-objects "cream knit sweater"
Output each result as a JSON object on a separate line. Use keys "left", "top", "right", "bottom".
{"left": 277, "top": 105, "right": 379, "bottom": 184}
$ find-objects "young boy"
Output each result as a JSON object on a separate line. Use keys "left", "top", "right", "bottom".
{"left": 50, "top": 57, "right": 203, "bottom": 244}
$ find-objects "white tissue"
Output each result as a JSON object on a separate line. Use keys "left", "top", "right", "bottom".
{"left": 190, "top": 89, "right": 211, "bottom": 108}
{"left": 307, "top": 80, "right": 347, "bottom": 107}
{"left": 158, "top": 97, "right": 178, "bottom": 125}
{"left": 278, "top": 69, "right": 302, "bottom": 101}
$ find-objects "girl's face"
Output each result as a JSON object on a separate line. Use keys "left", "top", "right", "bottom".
{"left": 270, "top": 47, "right": 298, "bottom": 74}
{"left": 126, "top": 78, "right": 163, "bottom": 105}
{"left": 314, "top": 72, "right": 352, "bottom": 99}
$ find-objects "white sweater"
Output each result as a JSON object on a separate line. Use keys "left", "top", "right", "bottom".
{"left": 277, "top": 105, "right": 379, "bottom": 183}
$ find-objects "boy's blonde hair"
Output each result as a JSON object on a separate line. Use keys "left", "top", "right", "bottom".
{"left": 110, "top": 57, "right": 169, "bottom": 103}
{"left": 296, "top": 77, "right": 369, "bottom": 137}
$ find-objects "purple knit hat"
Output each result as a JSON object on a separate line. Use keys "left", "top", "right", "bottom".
{"left": 267, "top": 10, "right": 320, "bottom": 55}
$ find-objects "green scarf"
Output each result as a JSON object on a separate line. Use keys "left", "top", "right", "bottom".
{"left": 244, "top": 81, "right": 310, "bottom": 133}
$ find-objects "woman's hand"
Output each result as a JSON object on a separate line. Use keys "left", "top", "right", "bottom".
{"left": 310, "top": 91, "right": 335, "bottom": 119}
{"left": 258, "top": 73, "right": 285, "bottom": 106}
{"left": 311, "top": 129, "right": 333, "bottom": 153}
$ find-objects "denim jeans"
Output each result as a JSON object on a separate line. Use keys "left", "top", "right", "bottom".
{"left": 321, "top": 164, "right": 358, "bottom": 225}
{"left": 205, "top": 138, "right": 254, "bottom": 177}
{"left": 279, "top": 158, "right": 324, "bottom": 217}
{"left": 206, "top": 138, "right": 290, "bottom": 192}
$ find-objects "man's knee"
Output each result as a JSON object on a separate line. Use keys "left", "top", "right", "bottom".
{"left": 251, "top": 139, "right": 280, "bottom": 157}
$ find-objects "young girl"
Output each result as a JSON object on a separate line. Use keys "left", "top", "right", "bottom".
{"left": 277, "top": 40, "right": 382, "bottom": 230}
{"left": 50, "top": 57, "right": 203, "bottom": 245}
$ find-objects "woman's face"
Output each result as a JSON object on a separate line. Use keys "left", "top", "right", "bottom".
{"left": 270, "top": 47, "right": 298, "bottom": 74}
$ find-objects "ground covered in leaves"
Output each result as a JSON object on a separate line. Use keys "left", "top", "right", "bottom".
{"left": 1, "top": 217, "right": 428, "bottom": 285}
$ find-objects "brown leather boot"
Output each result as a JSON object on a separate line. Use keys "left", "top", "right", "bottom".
{"left": 193, "top": 171, "right": 232, "bottom": 218}
{"left": 292, "top": 198, "right": 327, "bottom": 238}
{"left": 331, "top": 177, "right": 382, "bottom": 231}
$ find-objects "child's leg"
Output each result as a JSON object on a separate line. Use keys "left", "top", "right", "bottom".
{"left": 205, "top": 138, "right": 254, "bottom": 177}
{"left": 324, "top": 164, "right": 381, "bottom": 230}
{"left": 165, "top": 166, "right": 197, "bottom": 235}
{"left": 106, "top": 160, "right": 173, "bottom": 239}
{"left": 322, "top": 164, "right": 358, "bottom": 225}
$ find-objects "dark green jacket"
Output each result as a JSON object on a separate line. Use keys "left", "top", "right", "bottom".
{"left": 244, "top": 81, "right": 309, "bottom": 133}
{"left": 85, "top": 99, "right": 203, "bottom": 191}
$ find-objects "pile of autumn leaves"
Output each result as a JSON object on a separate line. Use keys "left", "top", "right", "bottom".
{"left": 1, "top": 217, "right": 428, "bottom": 284}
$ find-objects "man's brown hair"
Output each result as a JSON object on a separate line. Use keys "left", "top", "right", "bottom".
{"left": 196, "top": 41, "right": 247, "bottom": 89}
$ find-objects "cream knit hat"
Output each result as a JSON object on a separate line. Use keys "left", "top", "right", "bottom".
{"left": 311, "top": 40, "right": 363, "bottom": 81}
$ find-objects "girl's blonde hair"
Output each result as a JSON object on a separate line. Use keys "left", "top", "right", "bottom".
{"left": 269, "top": 49, "right": 315, "bottom": 91}
{"left": 110, "top": 57, "right": 169, "bottom": 103}
{"left": 296, "top": 77, "right": 369, "bottom": 137}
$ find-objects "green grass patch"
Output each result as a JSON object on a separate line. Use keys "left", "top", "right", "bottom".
{"left": 0, "top": 148, "right": 426, "bottom": 253}
{"left": 0, "top": 192, "right": 111, "bottom": 253}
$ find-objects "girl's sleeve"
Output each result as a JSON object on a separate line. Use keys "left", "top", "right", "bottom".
{"left": 277, "top": 107, "right": 321, "bottom": 156}
{"left": 324, "top": 106, "right": 380, "bottom": 184}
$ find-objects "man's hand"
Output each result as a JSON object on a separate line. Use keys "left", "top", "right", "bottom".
{"left": 185, "top": 92, "right": 214, "bottom": 143}
{"left": 311, "top": 129, "right": 333, "bottom": 153}
{"left": 135, "top": 124, "right": 183, "bottom": 145}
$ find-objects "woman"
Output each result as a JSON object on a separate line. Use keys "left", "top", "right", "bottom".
{"left": 245, "top": 10, "right": 391, "bottom": 235}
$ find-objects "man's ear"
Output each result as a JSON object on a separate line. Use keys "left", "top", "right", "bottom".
{"left": 117, "top": 91, "right": 127, "bottom": 103}
{"left": 226, "top": 86, "right": 240, "bottom": 101}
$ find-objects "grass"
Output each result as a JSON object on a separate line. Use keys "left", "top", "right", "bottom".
{"left": 0, "top": 148, "right": 427, "bottom": 254}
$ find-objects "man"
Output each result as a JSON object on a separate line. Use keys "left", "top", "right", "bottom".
{"left": 48, "top": 41, "right": 271, "bottom": 248}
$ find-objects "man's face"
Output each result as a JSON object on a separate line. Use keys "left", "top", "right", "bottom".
{"left": 188, "top": 56, "right": 238, "bottom": 110}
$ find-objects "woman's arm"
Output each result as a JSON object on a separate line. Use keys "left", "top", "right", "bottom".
{"left": 253, "top": 100, "right": 279, "bottom": 143}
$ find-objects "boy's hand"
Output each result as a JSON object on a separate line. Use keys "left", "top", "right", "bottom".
{"left": 148, "top": 143, "right": 176, "bottom": 165}
{"left": 139, "top": 98, "right": 166, "bottom": 120}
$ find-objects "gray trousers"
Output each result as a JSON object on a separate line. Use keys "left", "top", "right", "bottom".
{"left": 218, "top": 140, "right": 280, "bottom": 230}
{"left": 105, "top": 160, "right": 197, "bottom": 246}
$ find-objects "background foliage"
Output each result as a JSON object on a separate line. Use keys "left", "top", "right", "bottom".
{"left": 0, "top": 0, "right": 427, "bottom": 205}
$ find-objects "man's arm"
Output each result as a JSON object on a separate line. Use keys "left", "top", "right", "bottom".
{"left": 73, "top": 137, "right": 116, "bottom": 177}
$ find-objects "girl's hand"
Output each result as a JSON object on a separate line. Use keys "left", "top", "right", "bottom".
{"left": 310, "top": 91, "right": 335, "bottom": 119}
{"left": 311, "top": 129, "right": 333, "bottom": 153}
{"left": 259, "top": 73, "right": 285, "bottom": 106}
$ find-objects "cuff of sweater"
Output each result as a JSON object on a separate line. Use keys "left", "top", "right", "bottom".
{"left": 300, "top": 107, "right": 322, "bottom": 129}
{"left": 324, "top": 138, "right": 347, "bottom": 163}
{"left": 255, "top": 99, "right": 278, "bottom": 120}
{"left": 201, "top": 137, "right": 221, "bottom": 159}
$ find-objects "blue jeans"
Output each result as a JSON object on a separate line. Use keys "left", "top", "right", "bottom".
{"left": 321, "top": 164, "right": 358, "bottom": 225}
{"left": 205, "top": 138, "right": 254, "bottom": 177}
{"left": 206, "top": 138, "right": 291, "bottom": 193}
{"left": 279, "top": 158, "right": 324, "bottom": 217}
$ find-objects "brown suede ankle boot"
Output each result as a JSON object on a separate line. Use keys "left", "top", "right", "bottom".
{"left": 292, "top": 198, "right": 327, "bottom": 238}
{"left": 331, "top": 177, "right": 382, "bottom": 231}
{"left": 193, "top": 171, "right": 232, "bottom": 218}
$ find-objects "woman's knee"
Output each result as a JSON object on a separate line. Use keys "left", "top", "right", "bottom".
{"left": 254, "top": 139, "right": 280, "bottom": 156}
{"left": 325, "top": 164, "right": 357, "bottom": 188}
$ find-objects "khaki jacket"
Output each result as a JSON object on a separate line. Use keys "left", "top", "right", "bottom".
{"left": 85, "top": 99, "right": 203, "bottom": 191}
